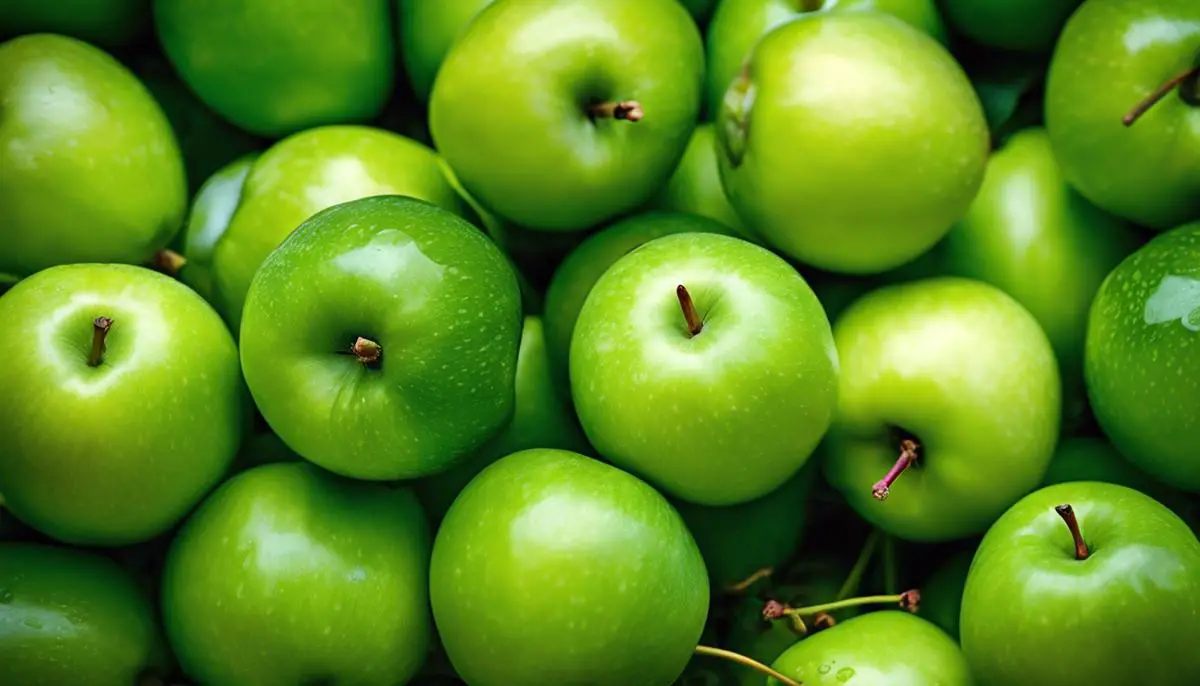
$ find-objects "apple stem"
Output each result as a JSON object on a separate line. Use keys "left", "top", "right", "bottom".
{"left": 764, "top": 589, "right": 921, "bottom": 621}
{"left": 352, "top": 337, "right": 382, "bottom": 365}
{"left": 150, "top": 249, "right": 187, "bottom": 278}
{"left": 588, "top": 100, "right": 644, "bottom": 122}
{"left": 872, "top": 438, "right": 919, "bottom": 501}
{"left": 1122, "top": 65, "right": 1200, "bottom": 127}
{"left": 88, "top": 316, "right": 112, "bottom": 367}
{"left": 725, "top": 566, "right": 774, "bottom": 594}
{"left": 836, "top": 529, "right": 880, "bottom": 600}
{"left": 676, "top": 285, "right": 704, "bottom": 337}
{"left": 1054, "top": 504, "right": 1090, "bottom": 560}
{"left": 693, "top": 645, "right": 802, "bottom": 686}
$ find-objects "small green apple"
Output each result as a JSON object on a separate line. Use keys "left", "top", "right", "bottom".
{"left": 431, "top": 449, "right": 709, "bottom": 686}
{"left": 646, "top": 123, "right": 756, "bottom": 239}
{"left": 0, "top": 264, "right": 244, "bottom": 546}
{"left": 716, "top": 12, "right": 989, "bottom": 274}
{"left": 0, "top": 0, "right": 148, "bottom": 47}
{"left": 430, "top": 0, "right": 705, "bottom": 231}
{"left": 172, "top": 153, "right": 258, "bottom": 307}
{"left": 940, "top": 0, "right": 1082, "bottom": 52}
{"left": 397, "top": 0, "right": 496, "bottom": 103}
{"left": 162, "top": 461, "right": 432, "bottom": 686}
{"left": 0, "top": 34, "right": 186, "bottom": 278}
{"left": 918, "top": 549, "right": 973, "bottom": 641}
{"left": 571, "top": 232, "right": 839, "bottom": 506}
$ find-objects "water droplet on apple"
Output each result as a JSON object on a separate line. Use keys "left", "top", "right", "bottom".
{"left": 23, "top": 617, "right": 42, "bottom": 629}
{"left": 818, "top": 664, "right": 832, "bottom": 674}
{"left": 837, "top": 667, "right": 856, "bottom": 682}
{"left": 0, "top": 590, "right": 11, "bottom": 604}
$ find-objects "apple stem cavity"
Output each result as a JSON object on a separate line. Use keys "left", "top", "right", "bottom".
{"left": 1122, "top": 65, "right": 1200, "bottom": 127}
{"left": 693, "top": 645, "right": 802, "bottom": 686}
{"left": 352, "top": 337, "right": 383, "bottom": 366}
{"left": 1054, "top": 504, "right": 1091, "bottom": 561}
{"left": 676, "top": 285, "right": 704, "bottom": 337}
{"left": 150, "top": 249, "right": 187, "bottom": 278}
{"left": 765, "top": 589, "right": 921, "bottom": 621}
{"left": 588, "top": 100, "right": 644, "bottom": 122}
{"left": 725, "top": 566, "right": 774, "bottom": 594}
{"left": 872, "top": 438, "right": 920, "bottom": 501}
{"left": 88, "top": 316, "right": 112, "bottom": 367}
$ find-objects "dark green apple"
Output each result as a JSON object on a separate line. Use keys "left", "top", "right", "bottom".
{"left": 240, "top": 195, "right": 522, "bottom": 481}
{"left": 162, "top": 461, "right": 432, "bottom": 686}
{"left": 1085, "top": 221, "right": 1200, "bottom": 492}
{"left": 0, "top": 0, "right": 148, "bottom": 47}
{"left": 0, "top": 34, "right": 186, "bottom": 278}
{"left": 1045, "top": 0, "right": 1200, "bottom": 229}
{"left": 173, "top": 153, "right": 258, "bottom": 307}
{"left": 940, "top": 0, "right": 1082, "bottom": 52}
{"left": 397, "top": 0, "right": 496, "bottom": 103}
{"left": 646, "top": 123, "right": 756, "bottom": 239}
{"left": 430, "top": 0, "right": 704, "bottom": 231}
{"left": 431, "top": 449, "right": 709, "bottom": 686}
{"left": 918, "top": 549, "right": 972, "bottom": 640}
{"left": 0, "top": 264, "right": 244, "bottom": 546}
{"left": 1042, "top": 437, "right": 1174, "bottom": 500}
{"left": 716, "top": 12, "right": 989, "bottom": 274}
{"left": 0, "top": 543, "right": 170, "bottom": 685}
{"left": 960, "top": 482, "right": 1200, "bottom": 685}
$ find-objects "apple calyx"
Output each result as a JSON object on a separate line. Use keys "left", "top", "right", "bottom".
{"left": 717, "top": 67, "right": 755, "bottom": 168}
{"left": 725, "top": 566, "right": 774, "bottom": 594}
{"left": 588, "top": 100, "right": 644, "bottom": 122}
{"left": 1122, "top": 65, "right": 1200, "bottom": 127}
{"left": 763, "top": 589, "right": 921, "bottom": 624}
{"left": 149, "top": 249, "right": 188, "bottom": 278}
{"left": 351, "top": 337, "right": 382, "bottom": 366}
{"left": 1054, "top": 504, "right": 1091, "bottom": 561}
{"left": 693, "top": 645, "right": 802, "bottom": 686}
{"left": 88, "top": 316, "right": 113, "bottom": 367}
{"left": 872, "top": 438, "right": 920, "bottom": 501}
{"left": 676, "top": 284, "right": 704, "bottom": 337}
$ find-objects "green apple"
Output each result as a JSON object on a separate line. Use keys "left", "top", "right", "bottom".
{"left": 960, "top": 482, "right": 1200, "bottom": 685}
{"left": 431, "top": 448, "right": 709, "bottom": 686}
{"left": 768, "top": 611, "right": 973, "bottom": 685}
{"left": 0, "top": 0, "right": 148, "bottom": 47}
{"left": 162, "top": 461, "right": 432, "bottom": 686}
{"left": 430, "top": 0, "right": 704, "bottom": 231}
{"left": 1042, "top": 437, "right": 1175, "bottom": 500}
{"left": 646, "top": 123, "right": 756, "bottom": 239}
{"left": 940, "top": 0, "right": 1082, "bottom": 52}
{"left": 154, "top": 0, "right": 395, "bottom": 137}
{"left": 918, "top": 549, "right": 972, "bottom": 641}
{"left": 716, "top": 12, "right": 989, "bottom": 274}
{"left": 173, "top": 153, "right": 259, "bottom": 307}
{"left": 230, "top": 426, "right": 302, "bottom": 475}
{"left": 0, "top": 543, "right": 170, "bottom": 685}
{"left": 704, "top": 0, "right": 948, "bottom": 117}
{"left": 823, "top": 277, "right": 1061, "bottom": 542}
{"left": 1045, "top": 0, "right": 1200, "bottom": 229}
{"left": 0, "top": 264, "right": 244, "bottom": 546}
{"left": 414, "top": 316, "right": 591, "bottom": 522}
{"left": 1085, "top": 221, "right": 1200, "bottom": 492}
{"left": 571, "top": 232, "right": 839, "bottom": 506}
{"left": 240, "top": 195, "right": 522, "bottom": 481}
{"left": 398, "top": 0, "right": 496, "bottom": 103}
{"left": 543, "top": 211, "right": 736, "bottom": 395}
{"left": 0, "top": 34, "right": 186, "bottom": 278}
{"left": 936, "top": 127, "right": 1142, "bottom": 427}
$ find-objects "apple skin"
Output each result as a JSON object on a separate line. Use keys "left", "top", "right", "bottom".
{"left": 716, "top": 12, "right": 989, "bottom": 274}
{"left": 0, "top": 543, "right": 170, "bottom": 686}
{"left": 430, "top": 0, "right": 705, "bottom": 231}
{"left": 960, "top": 482, "right": 1200, "bottom": 685}
{"left": 823, "top": 277, "right": 1061, "bottom": 542}
{"left": 571, "top": 232, "right": 839, "bottom": 506}
{"left": 1085, "top": 221, "right": 1200, "bottom": 492}
{"left": 175, "top": 153, "right": 259, "bottom": 308}
{"left": 0, "top": 264, "right": 244, "bottom": 546}
{"left": 1042, "top": 437, "right": 1175, "bottom": 500}
{"left": 918, "top": 549, "right": 973, "bottom": 641}
{"left": 162, "top": 461, "right": 432, "bottom": 686}
{"left": 939, "top": 0, "right": 1082, "bottom": 52}
{"left": 1045, "top": 0, "right": 1200, "bottom": 230}
{"left": 398, "top": 0, "right": 496, "bottom": 103}
{"left": 769, "top": 611, "right": 974, "bottom": 685}
{"left": 430, "top": 448, "right": 709, "bottom": 686}
{"left": 0, "top": 0, "right": 148, "bottom": 46}
{"left": 240, "top": 195, "right": 522, "bottom": 481}
{"left": 646, "top": 123, "right": 756, "bottom": 240}
{"left": 0, "top": 34, "right": 186, "bottom": 278}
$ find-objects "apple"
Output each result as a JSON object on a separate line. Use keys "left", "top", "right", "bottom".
{"left": 240, "top": 195, "right": 523, "bottom": 481}
{"left": 704, "top": 0, "right": 948, "bottom": 117}
{"left": 1042, "top": 437, "right": 1176, "bottom": 500}
{"left": 570, "top": 231, "right": 839, "bottom": 506}
{"left": 940, "top": 0, "right": 1082, "bottom": 52}
{"left": 0, "top": 543, "right": 170, "bottom": 686}
{"left": 960, "top": 482, "right": 1200, "bottom": 685}
{"left": 716, "top": 12, "right": 989, "bottom": 274}
{"left": 0, "top": 0, "right": 148, "bottom": 47}
{"left": 398, "top": 0, "right": 496, "bottom": 103}
{"left": 0, "top": 263, "right": 244, "bottom": 546}
{"left": 162, "top": 461, "right": 432, "bottom": 686}
{"left": 430, "top": 0, "right": 705, "bottom": 231}
{"left": 646, "top": 123, "right": 757, "bottom": 240}
{"left": 430, "top": 448, "right": 709, "bottom": 686}
{"left": 1085, "top": 221, "right": 1200, "bottom": 492}
{"left": 822, "top": 277, "right": 1061, "bottom": 542}
{"left": 917, "top": 549, "right": 972, "bottom": 641}
{"left": 1045, "top": 0, "right": 1200, "bottom": 229}
{"left": 0, "top": 34, "right": 186, "bottom": 278}
{"left": 154, "top": 0, "right": 395, "bottom": 137}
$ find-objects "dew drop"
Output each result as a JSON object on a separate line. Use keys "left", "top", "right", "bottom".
{"left": 818, "top": 664, "right": 831, "bottom": 674}
{"left": 837, "top": 667, "right": 856, "bottom": 682}
{"left": 0, "top": 590, "right": 12, "bottom": 604}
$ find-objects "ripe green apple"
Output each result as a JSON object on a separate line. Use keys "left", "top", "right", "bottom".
{"left": 430, "top": 0, "right": 705, "bottom": 231}
{"left": 646, "top": 123, "right": 756, "bottom": 240}
{"left": 0, "top": 264, "right": 244, "bottom": 546}
{"left": 174, "top": 153, "right": 259, "bottom": 308}
{"left": 1085, "top": 221, "right": 1200, "bottom": 492}
{"left": 960, "top": 482, "right": 1200, "bottom": 685}
{"left": 0, "top": 34, "right": 186, "bottom": 278}
{"left": 0, "top": 0, "right": 148, "bottom": 47}
{"left": 716, "top": 12, "right": 989, "bottom": 274}
{"left": 571, "top": 232, "right": 839, "bottom": 506}
{"left": 768, "top": 611, "right": 973, "bottom": 685}
{"left": 940, "top": 0, "right": 1082, "bottom": 52}
{"left": 1045, "top": 0, "right": 1200, "bottom": 229}
{"left": 823, "top": 277, "right": 1061, "bottom": 542}
{"left": 162, "top": 461, "right": 432, "bottom": 686}
{"left": 918, "top": 549, "right": 972, "bottom": 641}
{"left": 154, "top": 0, "right": 395, "bottom": 137}
{"left": 0, "top": 543, "right": 170, "bottom": 685}
{"left": 397, "top": 0, "right": 496, "bottom": 103}
{"left": 430, "top": 448, "right": 709, "bottom": 686}
{"left": 704, "top": 0, "right": 948, "bottom": 117}
{"left": 240, "top": 195, "right": 522, "bottom": 481}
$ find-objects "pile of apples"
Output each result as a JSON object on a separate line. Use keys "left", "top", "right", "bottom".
{"left": 3, "top": 0, "right": 1200, "bottom": 684}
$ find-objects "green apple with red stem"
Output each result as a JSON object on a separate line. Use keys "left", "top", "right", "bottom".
{"left": 939, "top": 0, "right": 1082, "bottom": 53}
{"left": 646, "top": 123, "right": 757, "bottom": 240}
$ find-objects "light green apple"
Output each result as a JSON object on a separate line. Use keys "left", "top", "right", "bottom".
{"left": 174, "top": 153, "right": 258, "bottom": 307}
{"left": 397, "top": 0, "right": 496, "bottom": 103}
{"left": 940, "top": 0, "right": 1083, "bottom": 53}
{"left": 0, "top": 0, "right": 148, "bottom": 47}
{"left": 646, "top": 123, "right": 756, "bottom": 239}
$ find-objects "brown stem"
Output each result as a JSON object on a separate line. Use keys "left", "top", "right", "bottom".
{"left": 872, "top": 438, "right": 919, "bottom": 501}
{"left": 150, "top": 249, "right": 187, "bottom": 278}
{"left": 88, "top": 317, "right": 112, "bottom": 367}
{"left": 589, "top": 100, "right": 644, "bottom": 122}
{"left": 693, "top": 646, "right": 801, "bottom": 686}
{"left": 676, "top": 285, "right": 703, "bottom": 337}
{"left": 352, "top": 337, "right": 382, "bottom": 365}
{"left": 1122, "top": 66, "right": 1200, "bottom": 127}
{"left": 1054, "top": 504, "right": 1090, "bottom": 560}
